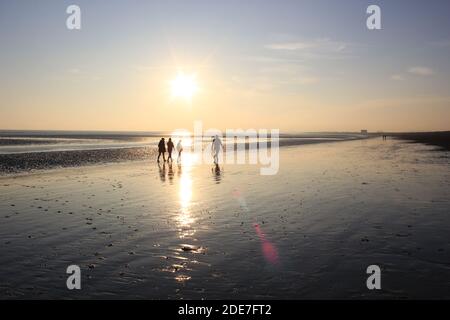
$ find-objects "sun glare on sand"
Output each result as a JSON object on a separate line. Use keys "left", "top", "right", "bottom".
{"left": 170, "top": 72, "right": 199, "bottom": 101}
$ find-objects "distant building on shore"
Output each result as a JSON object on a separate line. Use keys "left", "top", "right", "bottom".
{"left": 361, "top": 129, "right": 368, "bottom": 135}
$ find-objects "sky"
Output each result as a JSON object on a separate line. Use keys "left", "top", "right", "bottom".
{"left": 0, "top": 0, "right": 449, "bottom": 132}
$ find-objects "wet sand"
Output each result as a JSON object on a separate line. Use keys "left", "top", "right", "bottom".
{"left": 1, "top": 138, "right": 449, "bottom": 299}
{"left": 391, "top": 131, "right": 450, "bottom": 151}
{"left": 0, "top": 134, "right": 365, "bottom": 174}
{"left": 0, "top": 147, "right": 155, "bottom": 174}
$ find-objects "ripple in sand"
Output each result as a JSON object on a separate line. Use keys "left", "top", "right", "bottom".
{"left": 174, "top": 275, "right": 191, "bottom": 282}
{"left": 180, "top": 244, "right": 207, "bottom": 254}
{"left": 163, "top": 263, "right": 188, "bottom": 273}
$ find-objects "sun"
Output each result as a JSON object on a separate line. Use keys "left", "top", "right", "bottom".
{"left": 170, "top": 72, "right": 199, "bottom": 101}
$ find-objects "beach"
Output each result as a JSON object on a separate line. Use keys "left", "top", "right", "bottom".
{"left": 0, "top": 132, "right": 363, "bottom": 174}
{"left": 1, "top": 136, "right": 449, "bottom": 299}
{"left": 391, "top": 131, "right": 450, "bottom": 151}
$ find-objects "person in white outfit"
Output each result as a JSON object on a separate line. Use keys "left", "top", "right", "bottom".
{"left": 211, "top": 135, "right": 223, "bottom": 164}
{"left": 176, "top": 140, "right": 183, "bottom": 162}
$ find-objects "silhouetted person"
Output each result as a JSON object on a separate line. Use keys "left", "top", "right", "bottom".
{"left": 167, "top": 138, "right": 174, "bottom": 162}
{"left": 157, "top": 138, "right": 166, "bottom": 162}
{"left": 176, "top": 140, "right": 183, "bottom": 162}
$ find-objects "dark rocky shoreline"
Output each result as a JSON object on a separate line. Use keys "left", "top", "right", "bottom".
{"left": 390, "top": 131, "right": 450, "bottom": 151}
{"left": 0, "top": 147, "right": 156, "bottom": 174}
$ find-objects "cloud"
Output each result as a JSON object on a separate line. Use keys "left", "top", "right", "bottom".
{"left": 265, "top": 38, "right": 349, "bottom": 53}
{"left": 408, "top": 66, "right": 434, "bottom": 76}
{"left": 391, "top": 67, "right": 435, "bottom": 81}
{"left": 390, "top": 74, "right": 404, "bottom": 81}
{"left": 294, "top": 77, "right": 320, "bottom": 85}
{"left": 68, "top": 68, "right": 81, "bottom": 74}
{"left": 65, "top": 68, "right": 101, "bottom": 81}
{"left": 265, "top": 42, "right": 316, "bottom": 51}
{"left": 429, "top": 40, "right": 450, "bottom": 47}
{"left": 263, "top": 38, "right": 356, "bottom": 62}
{"left": 257, "top": 65, "right": 319, "bottom": 86}
{"left": 132, "top": 64, "right": 211, "bottom": 73}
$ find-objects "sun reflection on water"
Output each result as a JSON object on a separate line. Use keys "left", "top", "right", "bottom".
{"left": 176, "top": 161, "right": 195, "bottom": 238}
{"left": 165, "top": 153, "right": 209, "bottom": 285}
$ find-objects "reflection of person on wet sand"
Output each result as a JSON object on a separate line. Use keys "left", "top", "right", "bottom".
{"left": 168, "top": 162, "right": 174, "bottom": 183}
{"left": 177, "top": 163, "right": 182, "bottom": 177}
{"left": 158, "top": 162, "right": 166, "bottom": 182}
{"left": 167, "top": 138, "right": 175, "bottom": 162}
{"left": 157, "top": 138, "right": 166, "bottom": 163}
{"left": 212, "top": 163, "right": 222, "bottom": 182}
